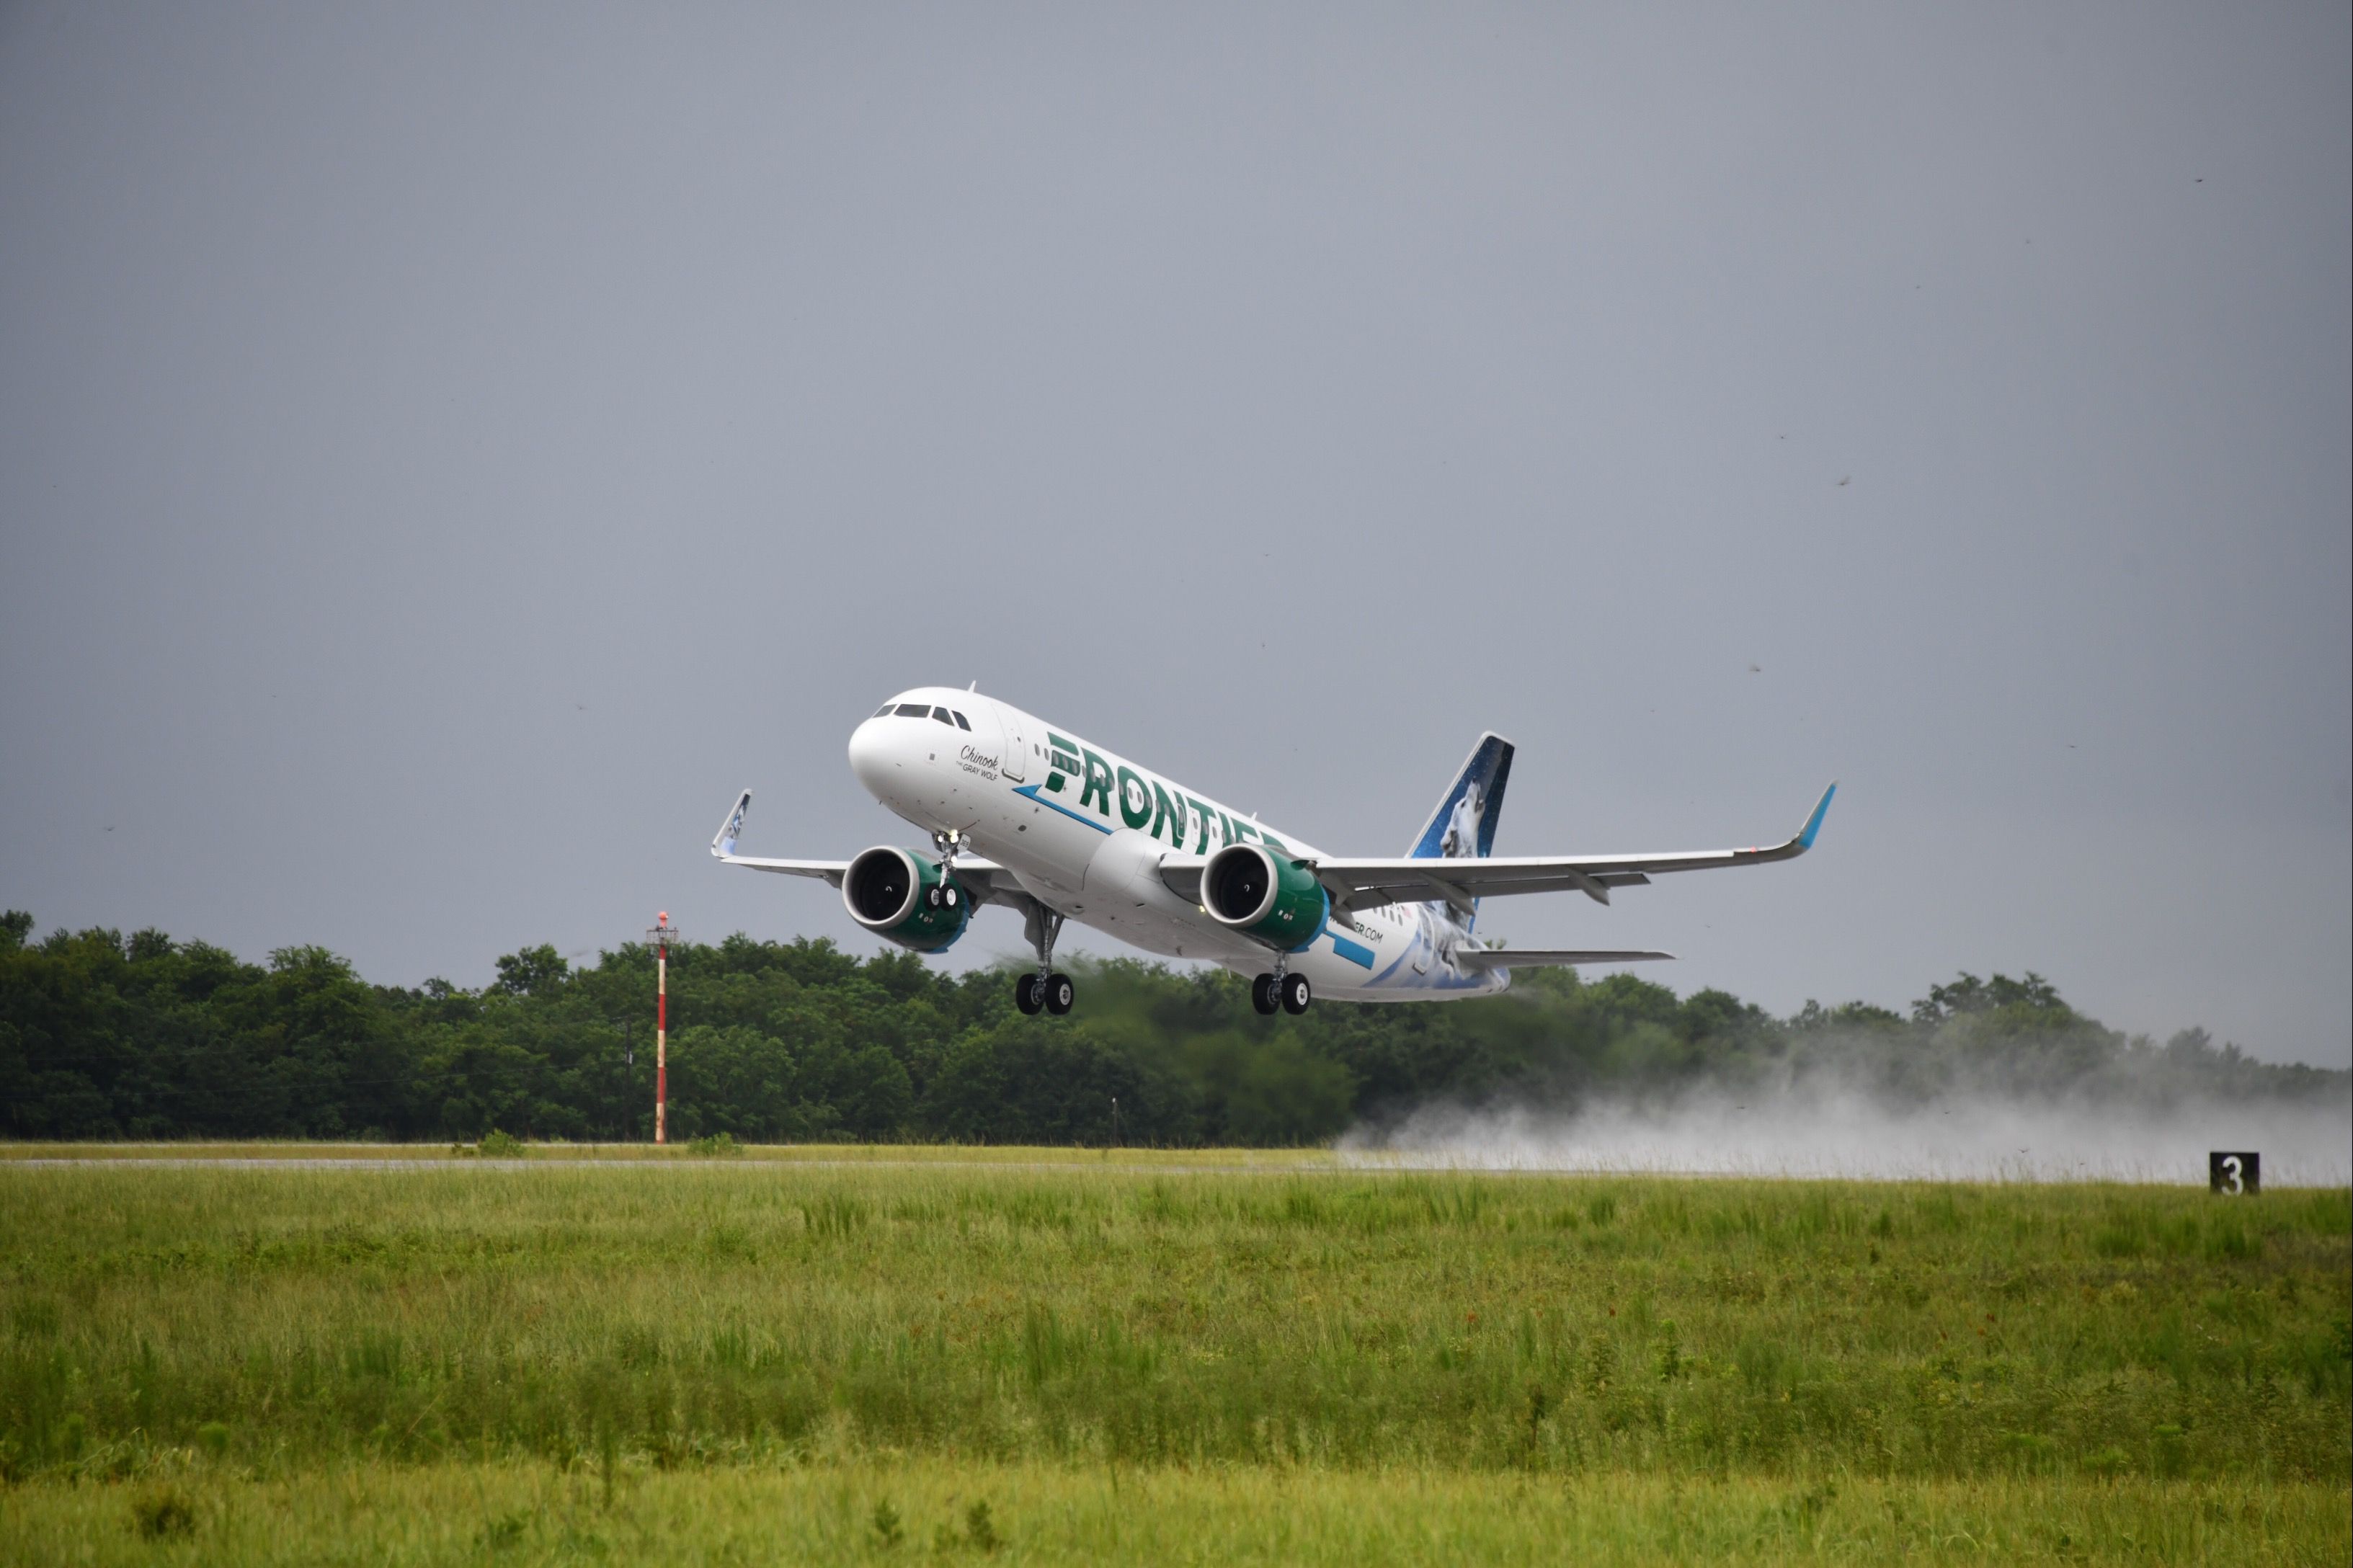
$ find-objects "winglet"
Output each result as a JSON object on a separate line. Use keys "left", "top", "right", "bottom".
{"left": 711, "top": 790, "right": 752, "bottom": 858}
{"left": 1797, "top": 782, "right": 1837, "bottom": 850}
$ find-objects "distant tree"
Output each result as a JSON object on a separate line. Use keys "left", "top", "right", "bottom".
{"left": 1219, "top": 1036, "right": 1355, "bottom": 1145}
{"left": 491, "top": 945, "right": 568, "bottom": 998}
{"left": 922, "top": 1019, "right": 1196, "bottom": 1145}
{"left": 0, "top": 920, "right": 2340, "bottom": 1144}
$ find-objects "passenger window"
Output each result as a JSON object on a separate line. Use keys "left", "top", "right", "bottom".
{"left": 952, "top": 711, "right": 971, "bottom": 730}
{"left": 895, "top": 703, "right": 929, "bottom": 718}
{"left": 931, "top": 706, "right": 954, "bottom": 726}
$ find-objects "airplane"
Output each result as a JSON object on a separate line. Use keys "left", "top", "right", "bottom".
{"left": 710, "top": 686, "right": 1834, "bottom": 1017}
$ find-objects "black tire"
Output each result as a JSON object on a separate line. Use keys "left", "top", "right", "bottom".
{"left": 1044, "top": 972, "right": 1076, "bottom": 1015}
{"left": 1250, "top": 974, "right": 1278, "bottom": 1015}
{"left": 943, "top": 885, "right": 959, "bottom": 908}
{"left": 1281, "top": 973, "right": 1312, "bottom": 1015}
{"left": 1014, "top": 974, "right": 1043, "bottom": 1015}
{"left": 924, "top": 885, "right": 943, "bottom": 909}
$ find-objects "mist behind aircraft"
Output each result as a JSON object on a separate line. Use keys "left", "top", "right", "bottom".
{"left": 1345, "top": 1087, "right": 2353, "bottom": 1186}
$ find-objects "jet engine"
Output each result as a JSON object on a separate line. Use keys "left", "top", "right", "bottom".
{"left": 1198, "top": 842, "right": 1329, "bottom": 951}
{"left": 842, "top": 845, "right": 971, "bottom": 952}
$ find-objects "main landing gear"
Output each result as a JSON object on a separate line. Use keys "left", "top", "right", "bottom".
{"left": 1015, "top": 971, "right": 1075, "bottom": 1016}
{"left": 1013, "top": 904, "right": 1074, "bottom": 1017}
{"left": 1251, "top": 968, "right": 1312, "bottom": 1015}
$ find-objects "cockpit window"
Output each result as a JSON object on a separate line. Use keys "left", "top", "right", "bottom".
{"left": 874, "top": 704, "right": 895, "bottom": 717}
{"left": 930, "top": 706, "right": 955, "bottom": 726}
{"left": 951, "top": 710, "right": 971, "bottom": 730}
{"left": 894, "top": 703, "right": 930, "bottom": 718}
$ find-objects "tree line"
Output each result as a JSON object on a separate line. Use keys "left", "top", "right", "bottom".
{"left": 0, "top": 909, "right": 2339, "bottom": 1145}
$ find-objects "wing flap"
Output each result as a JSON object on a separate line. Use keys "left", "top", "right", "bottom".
{"left": 1453, "top": 948, "right": 1675, "bottom": 971}
{"left": 719, "top": 857, "right": 852, "bottom": 883}
{"left": 1158, "top": 858, "right": 1206, "bottom": 904}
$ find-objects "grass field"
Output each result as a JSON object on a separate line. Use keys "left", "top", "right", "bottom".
{"left": 1, "top": 1152, "right": 2345, "bottom": 1563}
{"left": 0, "top": 1141, "right": 1335, "bottom": 1167}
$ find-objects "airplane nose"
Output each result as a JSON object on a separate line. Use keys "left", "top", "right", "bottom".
{"left": 848, "top": 718, "right": 897, "bottom": 796}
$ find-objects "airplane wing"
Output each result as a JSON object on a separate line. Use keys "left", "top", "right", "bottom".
{"left": 1452, "top": 948, "right": 1675, "bottom": 971}
{"left": 709, "top": 790, "right": 849, "bottom": 881}
{"left": 708, "top": 790, "right": 1025, "bottom": 906}
{"left": 1160, "top": 783, "right": 1835, "bottom": 916}
{"left": 716, "top": 855, "right": 854, "bottom": 883}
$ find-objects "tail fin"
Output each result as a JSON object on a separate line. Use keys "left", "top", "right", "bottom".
{"left": 1408, "top": 733, "right": 1515, "bottom": 860}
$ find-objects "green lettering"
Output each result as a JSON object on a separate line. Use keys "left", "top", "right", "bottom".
{"left": 1186, "top": 797, "right": 1219, "bottom": 854}
{"left": 1079, "top": 749, "right": 1115, "bottom": 815}
{"left": 1151, "top": 781, "right": 1189, "bottom": 847}
{"left": 1116, "top": 766, "right": 1152, "bottom": 830}
{"left": 1046, "top": 733, "right": 1082, "bottom": 793}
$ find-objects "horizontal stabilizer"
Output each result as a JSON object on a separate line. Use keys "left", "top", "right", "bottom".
{"left": 1453, "top": 948, "right": 1673, "bottom": 971}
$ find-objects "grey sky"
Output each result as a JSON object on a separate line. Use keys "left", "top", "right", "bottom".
{"left": 3, "top": 4, "right": 2347, "bottom": 1065}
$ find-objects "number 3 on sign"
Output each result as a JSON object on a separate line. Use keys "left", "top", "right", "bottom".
{"left": 2208, "top": 1152, "right": 2261, "bottom": 1195}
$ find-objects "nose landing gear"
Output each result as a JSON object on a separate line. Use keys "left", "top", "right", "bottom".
{"left": 931, "top": 824, "right": 969, "bottom": 909}
{"left": 929, "top": 829, "right": 969, "bottom": 909}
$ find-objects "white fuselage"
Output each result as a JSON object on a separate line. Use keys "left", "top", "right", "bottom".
{"left": 848, "top": 689, "right": 1505, "bottom": 1001}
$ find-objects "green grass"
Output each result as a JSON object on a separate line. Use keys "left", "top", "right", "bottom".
{"left": 0, "top": 1141, "right": 1340, "bottom": 1167}
{"left": 4, "top": 1462, "right": 2347, "bottom": 1565}
{"left": 0, "top": 1156, "right": 2344, "bottom": 1562}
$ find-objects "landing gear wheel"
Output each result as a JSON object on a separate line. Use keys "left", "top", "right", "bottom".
{"left": 1280, "top": 973, "right": 1312, "bottom": 1015}
{"left": 942, "top": 884, "right": 959, "bottom": 908}
{"left": 1044, "top": 972, "right": 1076, "bottom": 1015}
{"left": 1250, "top": 974, "right": 1279, "bottom": 1015}
{"left": 1014, "top": 973, "right": 1044, "bottom": 1015}
{"left": 925, "top": 885, "right": 945, "bottom": 909}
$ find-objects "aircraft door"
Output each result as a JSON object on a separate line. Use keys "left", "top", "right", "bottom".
{"left": 991, "top": 700, "right": 1027, "bottom": 782}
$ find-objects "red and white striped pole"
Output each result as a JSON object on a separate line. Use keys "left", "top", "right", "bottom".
{"left": 647, "top": 912, "right": 680, "bottom": 1144}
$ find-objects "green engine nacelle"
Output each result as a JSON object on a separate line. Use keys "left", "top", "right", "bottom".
{"left": 1200, "top": 842, "right": 1329, "bottom": 953}
{"left": 842, "top": 845, "right": 971, "bottom": 953}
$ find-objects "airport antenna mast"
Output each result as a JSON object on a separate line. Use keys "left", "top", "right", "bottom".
{"left": 647, "top": 913, "right": 682, "bottom": 1144}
